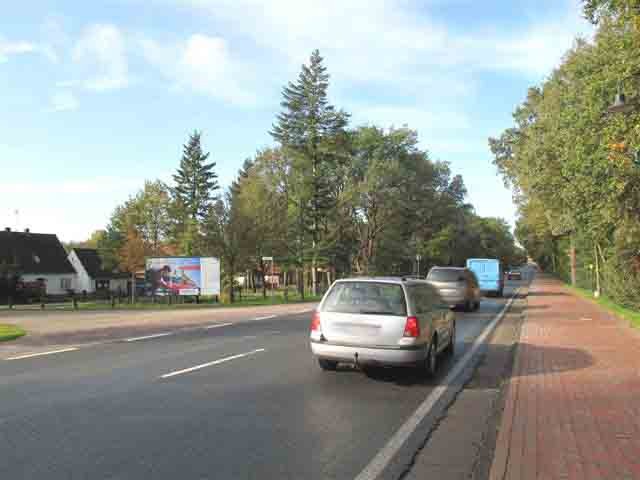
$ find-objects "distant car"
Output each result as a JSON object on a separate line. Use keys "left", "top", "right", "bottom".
{"left": 426, "top": 267, "right": 481, "bottom": 311}
{"left": 466, "top": 258, "right": 504, "bottom": 297}
{"left": 310, "top": 277, "right": 455, "bottom": 375}
{"left": 507, "top": 270, "right": 522, "bottom": 281}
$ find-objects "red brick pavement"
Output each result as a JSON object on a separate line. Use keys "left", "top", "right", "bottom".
{"left": 490, "top": 275, "right": 640, "bottom": 480}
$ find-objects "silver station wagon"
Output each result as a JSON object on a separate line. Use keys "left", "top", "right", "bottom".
{"left": 310, "top": 277, "right": 456, "bottom": 375}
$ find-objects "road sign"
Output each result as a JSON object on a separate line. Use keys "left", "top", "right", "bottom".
{"left": 262, "top": 256, "right": 273, "bottom": 261}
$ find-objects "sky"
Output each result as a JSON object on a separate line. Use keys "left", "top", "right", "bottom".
{"left": 0, "top": 0, "right": 593, "bottom": 242}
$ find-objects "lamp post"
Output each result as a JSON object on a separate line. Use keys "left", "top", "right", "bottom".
{"left": 607, "top": 72, "right": 640, "bottom": 166}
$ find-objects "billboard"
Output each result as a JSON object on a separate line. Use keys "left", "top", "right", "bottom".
{"left": 146, "top": 257, "right": 220, "bottom": 296}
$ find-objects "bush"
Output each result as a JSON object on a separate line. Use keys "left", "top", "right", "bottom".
{"left": 601, "top": 259, "right": 640, "bottom": 311}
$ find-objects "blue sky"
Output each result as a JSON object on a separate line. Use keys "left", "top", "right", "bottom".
{"left": 0, "top": 0, "right": 592, "bottom": 241}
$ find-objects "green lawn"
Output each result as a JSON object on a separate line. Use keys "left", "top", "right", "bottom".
{"left": 0, "top": 291, "right": 323, "bottom": 312}
{"left": 76, "top": 291, "right": 323, "bottom": 311}
{"left": 0, "top": 324, "right": 26, "bottom": 342}
{"left": 566, "top": 285, "right": 640, "bottom": 329}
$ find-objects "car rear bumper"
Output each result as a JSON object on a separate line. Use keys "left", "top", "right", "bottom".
{"left": 310, "top": 340, "right": 427, "bottom": 366}
{"left": 440, "top": 293, "right": 467, "bottom": 306}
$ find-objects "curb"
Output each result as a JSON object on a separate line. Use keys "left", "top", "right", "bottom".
{"left": 489, "top": 289, "right": 528, "bottom": 480}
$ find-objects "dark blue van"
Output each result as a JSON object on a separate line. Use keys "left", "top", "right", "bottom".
{"left": 466, "top": 258, "right": 503, "bottom": 297}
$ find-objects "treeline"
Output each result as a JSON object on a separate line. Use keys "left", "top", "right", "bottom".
{"left": 490, "top": 0, "right": 640, "bottom": 307}
{"left": 82, "top": 50, "right": 522, "bottom": 300}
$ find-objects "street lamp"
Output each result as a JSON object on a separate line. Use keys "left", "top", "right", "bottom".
{"left": 608, "top": 89, "right": 638, "bottom": 114}
{"left": 607, "top": 73, "right": 640, "bottom": 166}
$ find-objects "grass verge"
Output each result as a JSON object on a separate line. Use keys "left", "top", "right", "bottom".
{"left": 565, "top": 285, "right": 640, "bottom": 328}
{"left": 75, "top": 293, "right": 322, "bottom": 311}
{"left": 0, "top": 324, "right": 26, "bottom": 342}
{"left": 0, "top": 292, "right": 323, "bottom": 312}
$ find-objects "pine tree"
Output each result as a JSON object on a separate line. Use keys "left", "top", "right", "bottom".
{"left": 173, "top": 131, "right": 219, "bottom": 222}
{"left": 270, "top": 49, "right": 348, "bottom": 295}
{"left": 229, "top": 158, "right": 254, "bottom": 200}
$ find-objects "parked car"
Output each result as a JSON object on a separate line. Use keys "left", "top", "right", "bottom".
{"left": 310, "top": 277, "right": 455, "bottom": 375}
{"left": 466, "top": 258, "right": 504, "bottom": 297}
{"left": 426, "top": 267, "right": 481, "bottom": 311}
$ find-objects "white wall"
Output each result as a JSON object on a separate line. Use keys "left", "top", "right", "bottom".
{"left": 67, "top": 250, "right": 95, "bottom": 293}
{"left": 22, "top": 273, "right": 77, "bottom": 295}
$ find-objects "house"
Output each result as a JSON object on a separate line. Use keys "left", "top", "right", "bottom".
{"left": 0, "top": 227, "right": 76, "bottom": 295}
{"left": 67, "top": 248, "right": 129, "bottom": 294}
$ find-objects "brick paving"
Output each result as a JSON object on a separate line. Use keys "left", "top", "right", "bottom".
{"left": 490, "top": 275, "right": 640, "bottom": 480}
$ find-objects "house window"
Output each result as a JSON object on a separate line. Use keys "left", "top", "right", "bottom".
{"left": 60, "top": 278, "right": 71, "bottom": 290}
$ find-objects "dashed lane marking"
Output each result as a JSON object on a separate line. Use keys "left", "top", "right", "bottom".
{"left": 160, "top": 348, "right": 266, "bottom": 379}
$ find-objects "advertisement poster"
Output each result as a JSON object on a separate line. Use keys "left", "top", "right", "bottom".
{"left": 146, "top": 257, "right": 220, "bottom": 296}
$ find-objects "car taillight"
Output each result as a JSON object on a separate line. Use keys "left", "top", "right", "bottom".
{"left": 310, "top": 311, "right": 321, "bottom": 332}
{"left": 403, "top": 316, "right": 420, "bottom": 337}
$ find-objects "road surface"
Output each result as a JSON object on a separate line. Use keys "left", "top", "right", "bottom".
{"left": 0, "top": 290, "right": 514, "bottom": 479}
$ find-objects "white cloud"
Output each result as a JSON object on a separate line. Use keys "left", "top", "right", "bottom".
{"left": 50, "top": 90, "right": 79, "bottom": 112}
{"left": 0, "top": 36, "right": 57, "bottom": 63}
{"left": 72, "top": 24, "right": 129, "bottom": 91}
{"left": 140, "top": 33, "right": 256, "bottom": 105}
{"left": 171, "top": 0, "right": 591, "bottom": 83}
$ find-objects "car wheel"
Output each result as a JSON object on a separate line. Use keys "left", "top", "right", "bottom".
{"left": 445, "top": 322, "right": 455, "bottom": 356}
{"left": 318, "top": 358, "right": 338, "bottom": 371}
{"left": 424, "top": 338, "right": 438, "bottom": 377}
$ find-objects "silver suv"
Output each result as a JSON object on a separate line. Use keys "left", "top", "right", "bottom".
{"left": 426, "top": 267, "right": 481, "bottom": 311}
{"left": 310, "top": 277, "right": 455, "bottom": 375}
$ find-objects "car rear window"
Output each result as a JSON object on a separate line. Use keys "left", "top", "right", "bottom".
{"left": 427, "top": 269, "right": 465, "bottom": 282}
{"left": 321, "top": 282, "right": 407, "bottom": 316}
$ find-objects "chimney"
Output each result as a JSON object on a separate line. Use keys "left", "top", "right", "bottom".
{"left": 4, "top": 227, "right": 10, "bottom": 232}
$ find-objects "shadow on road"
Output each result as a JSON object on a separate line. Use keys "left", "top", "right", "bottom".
{"left": 523, "top": 304, "right": 549, "bottom": 310}
{"left": 527, "top": 290, "right": 569, "bottom": 297}
{"left": 330, "top": 340, "right": 593, "bottom": 387}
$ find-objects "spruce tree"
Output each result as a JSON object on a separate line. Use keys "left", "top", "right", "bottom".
{"left": 173, "top": 130, "right": 219, "bottom": 222}
{"left": 270, "top": 49, "right": 348, "bottom": 295}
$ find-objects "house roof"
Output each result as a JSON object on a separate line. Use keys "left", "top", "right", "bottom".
{"left": 72, "top": 248, "right": 125, "bottom": 279}
{"left": 72, "top": 248, "right": 129, "bottom": 279}
{"left": 0, "top": 230, "right": 76, "bottom": 275}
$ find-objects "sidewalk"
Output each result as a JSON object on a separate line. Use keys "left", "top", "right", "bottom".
{"left": 490, "top": 275, "right": 640, "bottom": 480}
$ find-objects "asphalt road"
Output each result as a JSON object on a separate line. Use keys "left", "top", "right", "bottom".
{"left": 0, "top": 291, "right": 512, "bottom": 480}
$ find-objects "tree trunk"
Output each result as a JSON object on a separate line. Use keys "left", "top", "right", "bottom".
{"left": 131, "top": 272, "right": 136, "bottom": 304}
{"left": 311, "top": 257, "right": 317, "bottom": 297}
{"left": 283, "top": 270, "right": 288, "bottom": 301}
{"left": 594, "top": 243, "right": 601, "bottom": 297}
{"left": 569, "top": 236, "right": 577, "bottom": 286}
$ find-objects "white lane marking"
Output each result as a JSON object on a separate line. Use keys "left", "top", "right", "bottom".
{"left": 293, "top": 309, "right": 312, "bottom": 314}
{"left": 354, "top": 290, "right": 520, "bottom": 480}
{"left": 125, "top": 332, "right": 173, "bottom": 342}
{"left": 204, "top": 322, "right": 233, "bottom": 330}
{"left": 6, "top": 347, "right": 79, "bottom": 361}
{"left": 253, "top": 315, "right": 277, "bottom": 321}
{"left": 160, "top": 348, "right": 266, "bottom": 379}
